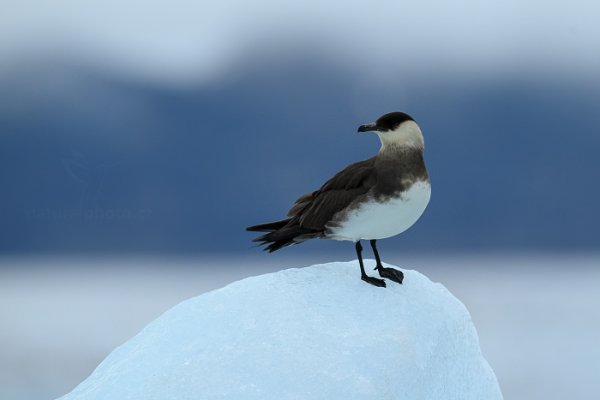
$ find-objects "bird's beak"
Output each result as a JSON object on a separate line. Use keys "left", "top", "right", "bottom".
{"left": 357, "top": 122, "right": 377, "bottom": 133}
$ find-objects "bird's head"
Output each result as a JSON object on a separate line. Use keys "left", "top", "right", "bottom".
{"left": 358, "top": 112, "right": 424, "bottom": 150}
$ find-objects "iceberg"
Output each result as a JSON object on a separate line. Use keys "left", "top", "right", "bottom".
{"left": 59, "top": 261, "right": 503, "bottom": 400}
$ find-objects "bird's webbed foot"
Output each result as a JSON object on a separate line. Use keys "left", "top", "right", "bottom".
{"left": 361, "top": 274, "right": 386, "bottom": 288}
{"left": 375, "top": 265, "right": 404, "bottom": 285}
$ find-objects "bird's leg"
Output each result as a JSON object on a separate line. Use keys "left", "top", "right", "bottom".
{"left": 370, "top": 239, "right": 385, "bottom": 269}
{"left": 356, "top": 241, "right": 386, "bottom": 287}
{"left": 370, "top": 240, "right": 404, "bottom": 285}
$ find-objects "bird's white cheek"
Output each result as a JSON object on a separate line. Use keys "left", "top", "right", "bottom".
{"left": 378, "top": 124, "right": 424, "bottom": 149}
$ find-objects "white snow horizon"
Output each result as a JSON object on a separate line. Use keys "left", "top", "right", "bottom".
{"left": 3, "top": 253, "right": 599, "bottom": 400}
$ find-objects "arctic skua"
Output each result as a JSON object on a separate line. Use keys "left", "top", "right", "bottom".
{"left": 247, "top": 112, "right": 431, "bottom": 287}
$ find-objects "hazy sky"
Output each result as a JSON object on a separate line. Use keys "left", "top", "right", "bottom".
{"left": 1, "top": 0, "right": 598, "bottom": 84}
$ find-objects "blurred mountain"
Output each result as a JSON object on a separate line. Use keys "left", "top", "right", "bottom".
{"left": 1, "top": 55, "right": 599, "bottom": 254}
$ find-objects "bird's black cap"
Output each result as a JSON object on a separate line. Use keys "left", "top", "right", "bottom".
{"left": 358, "top": 112, "right": 415, "bottom": 133}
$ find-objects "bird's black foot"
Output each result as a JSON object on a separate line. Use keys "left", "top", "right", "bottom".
{"left": 361, "top": 274, "right": 386, "bottom": 288}
{"left": 375, "top": 266, "right": 404, "bottom": 284}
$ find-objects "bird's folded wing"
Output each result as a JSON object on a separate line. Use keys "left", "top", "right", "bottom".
{"left": 287, "top": 157, "right": 377, "bottom": 230}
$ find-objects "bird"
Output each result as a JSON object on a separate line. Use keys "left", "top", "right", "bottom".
{"left": 247, "top": 112, "right": 430, "bottom": 288}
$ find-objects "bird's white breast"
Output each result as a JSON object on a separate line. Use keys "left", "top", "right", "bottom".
{"left": 327, "top": 180, "right": 431, "bottom": 241}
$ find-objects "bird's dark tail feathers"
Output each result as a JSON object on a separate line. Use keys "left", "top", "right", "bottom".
{"left": 246, "top": 218, "right": 321, "bottom": 252}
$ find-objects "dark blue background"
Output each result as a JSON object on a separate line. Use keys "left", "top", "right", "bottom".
{"left": 1, "top": 54, "right": 598, "bottom": 255}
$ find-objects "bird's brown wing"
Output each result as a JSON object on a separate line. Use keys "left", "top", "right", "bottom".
{"left": 287, "top": 157, "right": 377, "bottom": 230}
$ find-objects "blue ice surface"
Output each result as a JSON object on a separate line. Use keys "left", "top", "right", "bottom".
{"left": 59, "top": 261, "right": 502, "bottom": 400}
